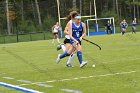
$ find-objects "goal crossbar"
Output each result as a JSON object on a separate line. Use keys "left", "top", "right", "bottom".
{"left": 60, "top": 15, "right": 96, "bottom": 20}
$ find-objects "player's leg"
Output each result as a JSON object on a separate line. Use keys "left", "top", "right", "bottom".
{"left": 57, "top": 43, "right": 66, "bottom": 52}
{"left": 52, "top": 34, "right": 55, "bottom": 44}
{"left": 110, "top": 30, "right": 112, "bottom": 34}
{"left": 66, "top": 53, "right": 76, "bottom": 67}
{"left": 57, "top": 38, "right": 70, "bottom": 52}
{"left": 124, "top": 29, "right": 126, "bottom": 35}
{"left": 133, "top": 27, "right": 136, "bottom": 34}
{"left": 132, "top": 27, "right": 134, "bottom": 34}
{"left": 56, "top": 44, "right": 74, "bottom": 64}
{"left": 109, "top": 29, "right": 112, "bottom": 34}
{"left": 75, "top": 41, "right": 87, "bottom": 68}
{"left": 121, "top": 29, "right": 123, "bottom": 35}
{"left": 55, "top": 33, "right": 58, "bottom": 43}
{"left": 58, "top": 38, "right": 76, "bottom": 67}
{"left": 66, "top": 43, "right": 77, "bottom": 67}
{"left": 122, "top": 28, "right": 125, "bottom": 35}
{"left": 56, "top": 34, "right": 60, "bottom": 43}
{"left": 107, "top": 29, "right": 110, "bottom": 34}
{"left": 106, "top": 29, "right": 109, "bottom": 34}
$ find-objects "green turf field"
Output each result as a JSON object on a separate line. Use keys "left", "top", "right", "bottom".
{"left": 0, "top": 32, "right": 140, "bottom": 93}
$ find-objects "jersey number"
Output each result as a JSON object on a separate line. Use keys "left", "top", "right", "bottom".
{"left": 76, "top": 32, "right": 80, "bottom": 37}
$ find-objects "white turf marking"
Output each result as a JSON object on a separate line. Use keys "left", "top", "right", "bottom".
{"left": 101, "top": 57, "right": 140, "bottom": 64}
{"left": 80, "top": 77, "right": 89, "bottom": 79}
{"left": 72, "top": 78, "right": 79, "bottom": 80}
{"left": 2, "top": 77, "right": 14, "bottom": 80}
{"left": 0, "top": 82, "right": 43, "bottom": 93}
{"left": 61, "top": 89, "right": 82, "bottom": 93}
{"left": 46, "top": 80, "right": 56, "bottom": 83}
{"left": 19, "top": 71, "right": 136, "bottom": 87}
{"left": 17, "top": 80, "right": 32, "bottom": 83}
{"left": 36, "top": 83, "right": 54, "bottom": 88}
{"left": 53, "top": 71, "right": 136, "bottom": 83}
{"left": 19, "top": 82, "right": 54, "bottom": 88}
{"left": 58, "top": 79, "right": 71, "bottom": 82}
{"left": 19, "top": 83, "right": 38, "bottom": 86}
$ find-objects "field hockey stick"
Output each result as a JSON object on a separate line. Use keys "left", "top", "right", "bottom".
{"left": 71, "top": 42, "right": 79, "bottom": 54}
{"left": 83, "top": 38, "right": 101, "bottom": 50}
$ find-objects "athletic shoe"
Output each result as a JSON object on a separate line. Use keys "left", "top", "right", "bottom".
{"left": 66, "top": 63, "right": 74, "bottom": 67}
{"left": 56, "top": 43, "right": 63, "bottom": 51}
{"left": 80, "top": 61, "right": 87, "bottom": 68}
{"left": 56, "top": 54, "right": 61, "bottom": 64}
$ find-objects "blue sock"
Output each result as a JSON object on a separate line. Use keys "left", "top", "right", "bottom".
{"left": 60, "top": 52, "right": 69, "bottom": 59}
{"left": 77, "top": 51, "right": 83, "bottom": 64}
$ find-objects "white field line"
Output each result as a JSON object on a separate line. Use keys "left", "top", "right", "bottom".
{"left": 19, "top": 82, "right": 54, "bottom": 88}
{"left": 19, "top": 70, "right": 136, "bottom": 86}
{"left": 0, "top": 82, "right": 43, "bottom": 93}
{"left": 0, "top": 69, "right": 42, "bottom": 74}
{"left": 17, "top": 80, "right": 32, "bottom": 83}
{"left": 61, "top": 88, "right": 82, "bottom": 93}
{"left": 46, "top": 80, "right": 57, "bottom": 83}
{"left": 96, "top": 57, "right": 140, "bottom": 64}
{"left": 2, "top": 77, "right": 14, "bottom": 80}
{"left": 35, "top": 83, "right": 54, "bottom": 88}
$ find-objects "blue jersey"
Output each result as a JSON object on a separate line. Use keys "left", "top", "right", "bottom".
{"left": 121, "top": 22, "right": 127, "bottom": 29}
{"left": 132, "top": 20, "right": 136, "bottom": 27}
{"left": 72, "top": 22, "right": 83, "bottom": 40}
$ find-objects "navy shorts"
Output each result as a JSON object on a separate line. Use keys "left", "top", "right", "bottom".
{"left": 64, "top": 38, "right": 70, "bottom": 44}
{"left": 70, "top": 39, "right": 81, "bottom": 45}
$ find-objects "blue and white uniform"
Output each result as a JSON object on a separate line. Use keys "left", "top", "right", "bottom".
{"left": 132, "top": 20, "right": 136, "bottom": 27}
{"left": 121, "top": 22, "right": 127, "bottom": 29}
{"left": 132, "top": 19, "right": 137, "bottom": 33}
{"left": 120, "top": 20, "right": 127, "bottom": 35}
{"left": 70, "top": 22, "right": 83, "bottom": 45}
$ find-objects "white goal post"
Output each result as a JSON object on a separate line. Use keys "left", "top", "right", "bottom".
{"left": 86, "top": 17, "right": 116, "bottom": 36}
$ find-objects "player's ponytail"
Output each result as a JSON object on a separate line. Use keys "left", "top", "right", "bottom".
{"left": 67, "top": 15, "right": 71, "bottom": 21}
{"left": 66, "top": 11, "right": 78, "bottom": 21}
{"left": 70, "top": 11, "right": 78, "bottom": 19}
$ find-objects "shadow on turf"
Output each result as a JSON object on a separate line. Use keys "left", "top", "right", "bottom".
{"left": 2, "top": 47, "right": 48, "bottom": 74}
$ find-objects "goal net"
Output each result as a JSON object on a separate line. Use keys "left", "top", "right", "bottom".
{"left": 85, "top": 17, "right": 116, "bottom": 36}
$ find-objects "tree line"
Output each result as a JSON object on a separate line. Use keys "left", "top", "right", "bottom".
{"left": 0, "top": 0, "right": 139, "bottom": 35}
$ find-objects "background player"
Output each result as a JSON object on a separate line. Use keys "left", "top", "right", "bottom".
{"left": 52, "top": 22, "right": 60, "bottom": 44}
{"left": 105, "top": 20, "right": 112, "bottom": 34}
{"left": 132, "top": 18, "right": 137, "bottom": 34}
{"left": 120, "top": 19, "right": 128, "bottom": 35}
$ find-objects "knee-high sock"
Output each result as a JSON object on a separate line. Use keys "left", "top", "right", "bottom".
{"left": 77, "top": 51, "right": 83, "bottom": 64}
{"left": 60, "top": 52, "right": 69, "bottom": 59}
{"left": 61, "top": 44, "right": 66, "bottom": 52}
{"left": 67, "top": 54, "right": 76, "bottom": 64}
